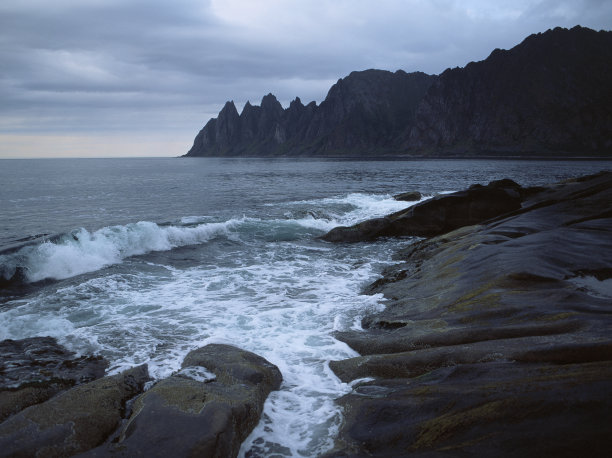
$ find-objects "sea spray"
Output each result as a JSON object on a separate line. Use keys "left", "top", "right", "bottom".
{"left": 0, "top": 194, "right": 415, "bottom": 286}
{"left": 0, "top": 219, "right": 241, "bottom": 283}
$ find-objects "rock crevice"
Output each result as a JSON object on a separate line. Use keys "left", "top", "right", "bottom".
{"left": 0, "top": 341, "right": 282, "bottom": 458}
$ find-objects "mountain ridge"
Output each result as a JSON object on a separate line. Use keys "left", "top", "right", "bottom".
{"left": 185, "top": 26, "right": 612, "bottom": 158}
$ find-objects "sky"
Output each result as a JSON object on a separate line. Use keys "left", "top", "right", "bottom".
{"left": 1, "top": 0, "right": 611, "bottom": 158}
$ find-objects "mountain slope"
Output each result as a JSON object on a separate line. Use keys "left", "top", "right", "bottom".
{"left": 406, "top": 26, "right": 612, "bottom": 155}
{"left": 185, "top": 26, "right": 612, "bottom": 157}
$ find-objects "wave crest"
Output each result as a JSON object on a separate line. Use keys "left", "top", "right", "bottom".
{"left": 0, "top": 220, "right": 238, "bottom": 284}
{"left": 0, "top": 192, "right": 418, "bottom": 286}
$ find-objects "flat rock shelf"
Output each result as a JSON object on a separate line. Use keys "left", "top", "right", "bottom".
{"left": 323, "top": 171, "right": 612, "bottom": 457}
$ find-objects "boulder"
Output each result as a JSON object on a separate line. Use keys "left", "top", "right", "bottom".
{"left": 101, "top": 344, "right": 282, "bottom": 457}
{"left": 0, "top": 336, "right": 108, "bottom": 422}
{"left": 322, "top": 178, "right": 525, "bottom": 242}
{"left": 0, "top": 365, "right": 149, "bottom": 457}
{"left": 393, "top": 191, "right": 422, "bottom": 201}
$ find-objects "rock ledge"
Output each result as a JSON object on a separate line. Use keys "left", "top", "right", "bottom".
{"left": 326, "top": 171, "right": 612, "bottom": 457}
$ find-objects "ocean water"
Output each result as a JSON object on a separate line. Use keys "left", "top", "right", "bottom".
{"left": 0, "top": 157, "right": 609, "bottom": 456}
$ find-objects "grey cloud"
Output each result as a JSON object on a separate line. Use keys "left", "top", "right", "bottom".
{"left": 0, "top": 0, "right": 611, "bottom": 138}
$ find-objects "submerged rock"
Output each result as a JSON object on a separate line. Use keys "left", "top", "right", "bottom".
{"left": 0, "top": 365, "right": 149, "bottom": 457}
{"left": 0, "top": 336, "right": 108, "bottom": 422}
{"left": 393, "top": 191, "right": 422, "bottom": 201}
{"left": 327, "top": 171, "right": 612, "bottom": 456}
{"left": 96, "top": 344, "right": 282, "bottom": 457}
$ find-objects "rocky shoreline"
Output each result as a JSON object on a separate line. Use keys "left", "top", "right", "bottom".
{"left": 0, "top": 339, "right": 281, "bottom": 457}
{"left": 1, "top": 172, "right": 611, "bottom": 456}
{"left": 323, "top": 171, "right": 612, "bottom": 456}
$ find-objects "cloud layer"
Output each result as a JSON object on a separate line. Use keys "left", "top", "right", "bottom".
{"left": 1, "top": 0, "right": 611, "bottom": 156}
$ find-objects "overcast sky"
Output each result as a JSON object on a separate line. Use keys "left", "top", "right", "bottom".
{"left": 1, "top": 0, "right": 611, "bottom": 158}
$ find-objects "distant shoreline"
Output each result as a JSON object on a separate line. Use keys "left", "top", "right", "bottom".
{"left": 179, "top": 154, "right": 612, "bottom": 161}
{"left": 1, "top": 155, "right": 611, "bottom": 161}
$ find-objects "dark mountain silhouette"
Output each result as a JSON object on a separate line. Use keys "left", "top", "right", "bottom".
{"left": 185, "top": 26, "right": 612, "bottom": 157}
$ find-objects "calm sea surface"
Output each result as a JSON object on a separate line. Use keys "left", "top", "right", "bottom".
{"left": 0, "top": 158, "right": 609, "bottom": 456}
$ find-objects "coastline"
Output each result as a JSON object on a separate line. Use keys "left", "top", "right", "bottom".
{"left": 179, "top": 154, "right": 612, "bottom": 161}
{"left": 1, "top": 170, "right": 611, "bottom": 456}
{"left": 324, "top": 171, "right": 612, "bottom": 456}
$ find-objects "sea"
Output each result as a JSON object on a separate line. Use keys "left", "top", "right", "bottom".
{"left": 0, "top": 157, "right": 609, "bottom": 456}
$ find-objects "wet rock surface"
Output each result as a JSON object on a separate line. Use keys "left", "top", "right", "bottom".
{"left": 0, "top": 336, "right": 108, "bottom": 422}
{"left": 393, "top": 191, "right": 422, "bottom": 202}
{"left": 88, "top": 344, "right": 282, "bottom": 457}
{"left": 322, "top": 178, "right": 529, "bottom": 242}
{"left": 326, "top": 171, "right": 612, "bottom": 457}
{"left": 0, "top": 341, "right": 281, "bottom": 457}
{"left": 0, "top": 364, "right": 149, "bottom": 457}
{"left": 330, "top": 362, "right": 612, "bottom": 457}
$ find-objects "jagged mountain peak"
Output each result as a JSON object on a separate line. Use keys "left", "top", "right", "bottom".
{"left": 260, "top": 93, "right": 283, "bottom": 115}
{"left": 219, "top": 100, "right": 239, "bottom": 118}
{"left": 261, "top": 93, "right": 279, "bottom": 104}
{"left": 185, "top": 26, "right": 612, "bottom": 158}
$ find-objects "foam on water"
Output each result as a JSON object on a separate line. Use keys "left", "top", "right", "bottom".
{"left": 283, "top": 192, "right": 423, "bottom": 227}
{"left": 0, "top": 192, "right": 417, "bottom": 456}
{"left": 0, "top": 218, "right": 245, "bottom": 283}
{"left": 570, "top": 275, "right": 612, "bottom": 299}
{"left": 1, "top": 192, "right": 417, "bottom": 286}
{"left": 176, "top": 366, "right": 217, "bottom": 383}
{"left": 0, "top": 237, "right": 396, "bottom": 456}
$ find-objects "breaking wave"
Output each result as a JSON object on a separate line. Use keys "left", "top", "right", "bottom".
{"left": 0, "top": 219, "right": 240, "bottom": 284}
{"left": 0, "top": 192, "right": 417, "bottom": 286}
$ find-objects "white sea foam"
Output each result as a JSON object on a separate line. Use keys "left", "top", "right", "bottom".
{"left": 569, "top": 275, "right": 612, "bottom": 299}
{"left": 0, "top": 191, "right": 413, "bottom": 456}
{"left": 1, "top": 219, "right": 242, "bottom": 283}
{"left": 0, "top": 192, "right": 421, "bottom": 285}
{"left": 0, "top": 233, "right": 396, "bottom": 456}
{"left": 287, "top": 191, "right": 427, "bottom": 228}
{"left": 176, "top": 366, "right": 217, "bottom": 383}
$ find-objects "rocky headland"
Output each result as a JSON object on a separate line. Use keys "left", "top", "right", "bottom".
{"left": 322, "top": 171, "right": 612, "bottom": 456}
{"left": 185, "top": 26, "right": 612, "bottom": 158}
{"left": 0, "top": 339, "right": 281, "bottom": 457}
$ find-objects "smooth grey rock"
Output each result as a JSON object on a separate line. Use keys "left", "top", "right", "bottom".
{"left": 104, "top": 344, "right": 282, "bottom": 458}
{"left": 0, "top": 336, "right": 108, "bottom": 422}
{"left": 327, "top": 172, "right": 612, "bottom": 457}
{"left": 0, "top": 365, "right": 149, "bottom": 457}
{"left": 325, "top": 362, "right": 612, "bottom": 458}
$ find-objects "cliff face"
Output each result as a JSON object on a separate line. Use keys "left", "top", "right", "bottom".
{"left": 185, "top": 26, "right": 612, "bottom": 157}
{"left": 406, "top": 26, "right": 612, "bottom": 154}
{"left": 187, "top": 70, "right": 434, "bottom": 157}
